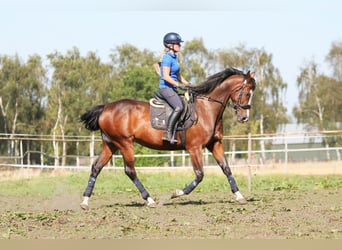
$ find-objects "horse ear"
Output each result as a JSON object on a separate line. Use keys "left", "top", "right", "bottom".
{"left": 247, "top": 71, "right": 255, "bottom": 78}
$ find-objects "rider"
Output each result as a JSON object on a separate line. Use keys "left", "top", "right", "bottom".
{"left": 159, "top": 32, "right": 190, "bottom": 143}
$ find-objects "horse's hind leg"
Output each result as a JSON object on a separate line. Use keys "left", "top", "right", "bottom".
{"left": 207, "top": 140, "right": 247, "bottom": 204}
{"left": 120, "top": 143, "right": 157, "bottom": 208}
{"left": 80, "top": 141, "right": 116, "bottom": 210}
{"left": 171, "top": 146, "right": 204, "bottom": 199}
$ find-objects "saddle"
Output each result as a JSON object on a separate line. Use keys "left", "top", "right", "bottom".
{"left": 149, "top": 91, "right": 197, "bottom": 131}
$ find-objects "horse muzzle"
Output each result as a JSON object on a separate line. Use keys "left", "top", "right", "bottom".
{"left": 235, "top": 106, "right": 250, "bottom": 123}
{"left": 239, "top": 116, "right": 249, "bottom": 123}
{"left": 233, "top": 102, "right": 251, "bottom": 123}
{"left": 237, "top": 114, "right": 249, "bottom": 123}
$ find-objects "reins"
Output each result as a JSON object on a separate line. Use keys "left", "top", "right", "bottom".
{"left": 194, "top": 94, "right": 226, "bottom": 107}
{"left": 189, "top": 77, "right": 251, "bottom": 110}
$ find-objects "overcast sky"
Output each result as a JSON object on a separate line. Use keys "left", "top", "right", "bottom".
{"left": 1, "top": 0, "right": 341, "bottom": 118}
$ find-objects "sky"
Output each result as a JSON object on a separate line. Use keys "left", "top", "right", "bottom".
{"left": 0, "top": 0, "right": 341, "bottom": 120}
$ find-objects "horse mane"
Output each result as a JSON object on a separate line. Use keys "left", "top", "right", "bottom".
{"left": 190, "top": 67, "right": 244, "bottom": 94}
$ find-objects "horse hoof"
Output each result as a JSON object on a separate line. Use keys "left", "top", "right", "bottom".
{"left": 236, "top": 197, "right": 248, "bottom": 205}
{"left": 147, "top": 202, "right": 157, "bottom": 208}
{"left": 171, "top": 189, "right": 184, "bottom": 199}
{"left": 147, "top": 197, "right": 157, "bottom": 208}
{"left": 80, "top": 203, "right": 89, "bottom": 210}
{"left": 234, "top": 191, "right": 247, "bottom": 204}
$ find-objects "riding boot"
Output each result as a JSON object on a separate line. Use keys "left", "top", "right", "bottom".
{"left": 162, "top": 108, "right": 182, "bottom": 143}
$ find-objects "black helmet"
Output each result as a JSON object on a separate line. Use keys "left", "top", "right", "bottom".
{"left": 163, "top": 32, "right": 184, "bottom": 47}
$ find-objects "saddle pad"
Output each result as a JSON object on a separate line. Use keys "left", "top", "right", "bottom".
{"left": 149, "top": 98, "right": 196, "bottom": 131}
{"left": 150, "top": 103, "right": 169, "bottom": 130}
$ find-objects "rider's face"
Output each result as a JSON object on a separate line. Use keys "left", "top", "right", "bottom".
{"left": 173, "top": 43, "right": 181, "bottom": 52}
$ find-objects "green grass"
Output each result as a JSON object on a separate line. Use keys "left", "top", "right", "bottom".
{"left": 0, "top": 170, "right": 341, "bottom": 197}
{"left": 251, "top": 174, "right": 342, "bottom": 191}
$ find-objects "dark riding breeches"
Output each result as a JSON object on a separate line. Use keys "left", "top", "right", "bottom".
{"left": 159, "top": 88, "right": 184, "bottom": 111}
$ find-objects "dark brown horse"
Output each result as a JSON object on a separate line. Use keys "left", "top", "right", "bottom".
{"left": 80, "top": 67, "right": 256, "bottom": 209}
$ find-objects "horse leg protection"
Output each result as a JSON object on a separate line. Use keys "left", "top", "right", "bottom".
{"left": 183, "top": 170, "right": 204, "bottom": 194}
{"left": 228, "top": 175, "right": 239, "bottom": 193}
{"left": 183, "top": 180, "right": 199, "bottom": 194}
{"left": 83, "top": 176, "right": 96, "bottom": 197}
{"left": 133, "top": 178, "right": 150, "bottom": 200}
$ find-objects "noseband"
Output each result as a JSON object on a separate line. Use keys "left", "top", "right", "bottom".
{"left": 232, "top": 79, "right": 252, "bottom": 110}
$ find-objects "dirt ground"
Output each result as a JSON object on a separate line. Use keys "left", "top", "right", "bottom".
{"left": 0, "top": 162, "right": 341, "bottom": 239}
{"left": 0, "top": 187, "right": 341, "bottom": 239}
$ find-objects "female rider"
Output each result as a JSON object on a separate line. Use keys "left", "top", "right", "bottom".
{"left": 159, "top": 32, "right": 189, "bottom": 143}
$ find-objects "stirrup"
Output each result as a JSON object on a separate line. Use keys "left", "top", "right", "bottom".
{"left": 170, "top": 130, "right": 178, "bottom": 144}
{"left": 170, "top": 137, "right": 178, "bottom": 144}
{"left": 162, "top": 131, "right": 177, "bottom": 143}
{"left": 162, "top": 131, "right": 170, "bottom": 141}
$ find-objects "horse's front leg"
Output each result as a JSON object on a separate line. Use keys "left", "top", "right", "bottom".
{"left": 80, "top": 142, "right": 115, "bottom": 210}
{"left": 121, "top": 145, "right": 157, "bottom": 208}
{"left": 171, "top": 147, "right": 204, "bottom": 199}
{"left": 207, "top": 140, "right": 247, "bottom": 204}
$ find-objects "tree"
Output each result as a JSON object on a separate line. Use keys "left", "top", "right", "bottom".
{"left": 111, "top": 66, "right": 159, "bottom": 101}
{"left": 326, "top": 41, "right": 342, "bottom": 81}
{"left": 214, "top": 46, "right": 289, "bottom": 134}
{"left": 110, "top": 44, "right": 157, "bottom": 71}
{"left": 216, "top": 43, "right": 252, "bottom": 72}
{"left": 46, "top": 47, "right": 113, "bottom": 166}
{"left": 293, "top": 61, "right": 341, "bottom": 130}
{"left": 109, "top": 44, "right": 159, "bottom": 101}
{"left": 325, "top": 40, "right": 342, "bottom": 128}
{"left": 293, "top": 59, "right": 342, "bottom": 158}
{"left": 0, "top": 54, "right": 46, "bottom": 160}
{"left": 181, "top": 38, "right": 215, "bottom": 84}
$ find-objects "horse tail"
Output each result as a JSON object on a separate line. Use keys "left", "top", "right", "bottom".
{"left": 80, "top": 104, "right": 105, "bottom": 131}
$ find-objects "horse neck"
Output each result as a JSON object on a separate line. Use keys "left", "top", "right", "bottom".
{"left": 208, "top": 75, "right": 242, "bottom": 107}
{"left": 194, "top": 76, "right": 241, "bottom": 126}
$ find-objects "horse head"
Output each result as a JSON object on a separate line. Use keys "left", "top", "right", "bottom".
{"left": 230, "top": 71, "right": 256, "bottom": 123}
{"left": 189, "top": 68, "right": 256, "bottom": 123}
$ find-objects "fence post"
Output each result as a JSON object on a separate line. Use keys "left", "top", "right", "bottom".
{"left": 325, "top": 144, "right": 330, "bottom": 160}
{"left": 231, "top": 141, "right": 236, "bottom": 163}
{"left": 27, "top": 140, "right": 30, "bottom": 165}
{"left": 40, "top": 142, "right": 44, "bottom": 167}
{"left": 20, "top": 139, "right": 24, "bottom": 167}
{"left": 112, "top": 155, "right": 116, "bottom": 169}
{"left": 76, "top": 139, "right": 80, "bottom": 167}
{"left": 336, "top": 148, "right": 341, "bottom": 161}
{"left": 247, "top": 133, "right": 252, "bottom": 192}
{"left": 170, "top": 151, "right": 174, "bottom": 167}
{"left": 90, "top": 132, "right": 94, "bottom": 166}
{"left": 284, "top": 134, "right": 288, "bottom": 174}
{"left": 204, "top": 148, "right": 209, "bottom": 166}
{"left": 182, "top": 150, "right": 185, "bottom": 167}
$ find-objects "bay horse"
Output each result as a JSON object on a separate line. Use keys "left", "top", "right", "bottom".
{"left": 80, "top": 67, "right": 256, "bottom": 209}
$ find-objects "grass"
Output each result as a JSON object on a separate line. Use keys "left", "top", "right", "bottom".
{"left": 0, "top": 169, "right": 341, "bottom": 197}
{"left": 251, "top": 174, "right": 342, "bottom": 191}
{"left": 1, "top": 169, "right": 342, "bottom": 239}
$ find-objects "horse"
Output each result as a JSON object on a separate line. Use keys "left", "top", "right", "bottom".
{"left": 80, "top": 67, "right": 256, "bottom": 209}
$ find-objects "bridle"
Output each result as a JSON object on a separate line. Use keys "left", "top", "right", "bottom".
{"left": 192, "top": 77, "right": 253, "bottom": 110}
{"left": 231, "top": 79, "right": 253, "bottom": 110}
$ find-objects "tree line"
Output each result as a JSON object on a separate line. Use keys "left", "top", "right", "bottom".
{"left": 0, "top": 39, "right": 341, "bottom": 165}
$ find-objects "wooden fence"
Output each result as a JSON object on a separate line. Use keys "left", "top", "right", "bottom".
{"left": 0, "top": 131, "right": 341, "bottom": 170}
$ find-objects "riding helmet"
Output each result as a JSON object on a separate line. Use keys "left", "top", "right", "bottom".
{"left": 163, "top": 32, "right": 184, "bottom": 47}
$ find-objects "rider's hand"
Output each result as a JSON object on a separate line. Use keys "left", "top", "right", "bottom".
{"left": 178, "top": 83, "right": 188, "bottom": 90}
